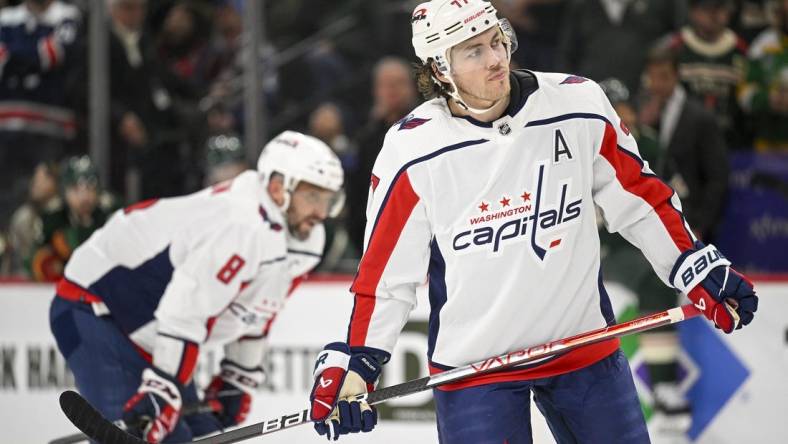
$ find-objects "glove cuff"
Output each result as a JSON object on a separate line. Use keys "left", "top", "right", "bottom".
{"left": 220, "top": 359, "right": 265, "bottom": 393}
{"left": 139, "top": 368, "right": 183, "bottom": 410}
{"left": 670, "top": 242, "right": 731, "bottom": 294}
{"left": 349, "top": 354, "right": 382, "bottom": 386}
{"left": 312, "top": 342, "right": 351, "bottom": 379}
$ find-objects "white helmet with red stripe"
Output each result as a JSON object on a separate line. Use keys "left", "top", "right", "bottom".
{"left": 411, "top": 0, "right": 518, "bottom": 113}
{"left": 257, "top": 131, "right": 345, "bottom": 217}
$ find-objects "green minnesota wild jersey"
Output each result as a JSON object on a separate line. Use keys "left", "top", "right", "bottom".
{"left": 666, "top": 27, "right": 748, "bottom": 140}
{"left": 739, "top": 32, "right": 788, "bottom": 150}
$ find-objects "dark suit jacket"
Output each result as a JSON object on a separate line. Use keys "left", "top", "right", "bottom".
{"left": 659, "top": 97, "right": 729, "bottom": 240}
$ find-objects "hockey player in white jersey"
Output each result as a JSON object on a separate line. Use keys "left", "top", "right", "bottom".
{"left": 49, "top": 131, "right": 343, "bottom": 443}
{"left": 308, "top": 1, "right": 758, "bottom": 442}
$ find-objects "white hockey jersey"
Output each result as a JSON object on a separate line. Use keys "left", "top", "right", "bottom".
{"left": 348, "top": 71, "right": 696, "bottom": 389}
{"left": 61, "top": 171, "right": 324, "bottom": 384}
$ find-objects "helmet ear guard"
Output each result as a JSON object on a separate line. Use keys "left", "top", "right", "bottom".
{"left": 328, "top": 190, "right": 346, "bottom": 218}
{"left": 498, "top": 18, "right": 518, "bottom": 54}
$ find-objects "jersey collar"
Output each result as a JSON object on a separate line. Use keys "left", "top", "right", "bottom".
{"left": 452, "top": 69, "right": 540, "bottom": 128}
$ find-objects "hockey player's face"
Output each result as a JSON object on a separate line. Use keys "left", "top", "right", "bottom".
{"left": 287, "top": 182, "right": 337, "bottom": 240}
{"left": 449, "top": 28, "right": 510, "bottom": 106}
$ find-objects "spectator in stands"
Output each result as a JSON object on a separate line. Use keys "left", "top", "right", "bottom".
{"left": 108, "top": 0, "right": 184, "bottom": 201}
{"left": 739, "top": 0, "right": 788, "bottom": 150}
{"left": 731, "top": 0, "right": 772, "bottom": 43}
{"left": 639, "top": 48, "right": 729, "bottom": 241}
{"left": 199, "top": 2, "right": 277, "bottom": 137}
{"left": 493, "top": 0, "right": 567, "bottom": 71}
{"left": 0, "top": 0, "right": 82, "bottom": 230}
{"left": 203, "top": 133, "right": 247, "bottom": 186}
{"left": 308, "top": 102, "right": 355, "bottom": 169}
{"left": 5, "top": 161, "right": 61, "bottom": 276}
{"left": 156, "top": 1, "right": 216, "bottom": 101}
{"left": 28, "top": 155, "right": 117, "bottom": 282}
{"left": 556, "top": 0, "right": 686, "bottom": 94}
{"left": 347, "top": 56, "right": 417, "bottom": 254}
{"left": 206, "top": 1, "right": 242, "bottom": 78}
{"left": 748, "top": 0, "right": 784, "bottom": 56}
{"left": 658, "top": 0, "right": 750, "bottom": 147}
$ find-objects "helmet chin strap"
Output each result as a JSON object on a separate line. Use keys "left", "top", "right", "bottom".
{"left": 444, "top": 75, "right": 503, "bottom": 115}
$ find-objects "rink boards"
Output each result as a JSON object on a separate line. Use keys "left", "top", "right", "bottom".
{"left": 0, "top": 278, "right": 785, "bottom": 443}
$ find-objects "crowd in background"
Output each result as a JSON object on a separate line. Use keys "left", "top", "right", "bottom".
{"left": 0, "top": 0, "right": 786, "bottom": 281}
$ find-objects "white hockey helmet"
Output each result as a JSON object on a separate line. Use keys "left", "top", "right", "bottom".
{"left": 411, "top": 0, "right": 518, "bottom": 112}
{"left": 257, "top": 131, "right": 345, "bottom": 217}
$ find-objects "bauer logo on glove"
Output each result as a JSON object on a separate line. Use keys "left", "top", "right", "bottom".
{"left": 671, "top": 242, "right": 758, "bottom": 333}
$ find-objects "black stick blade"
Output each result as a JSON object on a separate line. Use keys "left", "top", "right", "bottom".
{"left": 59, "top": 390, "right": 145, "bottom": 444}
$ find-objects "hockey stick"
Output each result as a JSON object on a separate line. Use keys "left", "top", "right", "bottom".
{"left": 59, "top": 303, "right": 701, "bottom": 444}
{"left": 50, "top": 402, "right": 222, "bottom": 444}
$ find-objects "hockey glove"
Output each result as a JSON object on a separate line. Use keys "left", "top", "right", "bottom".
{"left": 309, "top": 342, "right": 382, "bottom": 440}
{"left": 204, "top": 359, "right": 265, "bottom": 428}
{"left": 122, "top": 367, "right": 183, "bottom": 443}
{"left": 671, "top": 242, "right": 758, "bottom": 333}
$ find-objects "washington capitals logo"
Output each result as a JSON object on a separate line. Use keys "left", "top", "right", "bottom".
{"left": 560, "top": 75, "right": 589, "bottom": 85}
{"left": 397, "top": 114, "right": 431, "bottom": 130}
{"left": 452, "top": 162, "right": 582, "bottom": 261}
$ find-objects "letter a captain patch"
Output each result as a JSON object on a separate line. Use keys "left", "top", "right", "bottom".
{"left": 554, "top": 129, "right": 573, "bottom": 163}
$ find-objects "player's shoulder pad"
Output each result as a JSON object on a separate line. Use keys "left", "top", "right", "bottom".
{"left": 388, "top": 99, "right": 446, "bottom": 135}
{"left": 218, "top": 172, "right": 287, "bottom": 236}
{"left": 533, "top": 71, "right": 599, "bottom": 93}
{"left": 375, "top": 99, "right": 451, "bottom": 174}
{"left": 530, "top": 71, "right": 608, "bottom": 113}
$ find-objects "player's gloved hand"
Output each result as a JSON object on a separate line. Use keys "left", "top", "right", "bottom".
{"left": 204, "top": 359, "right": 264, "bottom": 428}
{"left": 309, "top": 342, "right": 382, "bottom": 440}
{"left": 122, "top": 367, "right": 183, "bottom": 443}
{"left": 671, "top": 242, "right": 758, "bottom": 333}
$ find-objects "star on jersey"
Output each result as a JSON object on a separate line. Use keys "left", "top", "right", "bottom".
{"left": 520, "top": 191, "right": 531, "bottom": 202}
{"left": 500, "top": 196, "right": 510, "bottom": 207}
{"left": 479, "top": 202, "right": 489, "bottom": 212}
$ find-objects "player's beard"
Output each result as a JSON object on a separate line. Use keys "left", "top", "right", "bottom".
{"left": 286, "top": 210, "right": 320, "bottom": 241}
{"left": 288, "top": 220, "right": 312, "bottom": 240}
{"left": 453, "top": 68, "right": 510, "bottom": 109}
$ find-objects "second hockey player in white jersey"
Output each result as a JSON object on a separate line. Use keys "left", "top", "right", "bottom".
{"left": 308, "top": 1, "right": 758, "bottom": 443}
{"left": 50, "top": 131, "right": 344, "bottom": 443}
